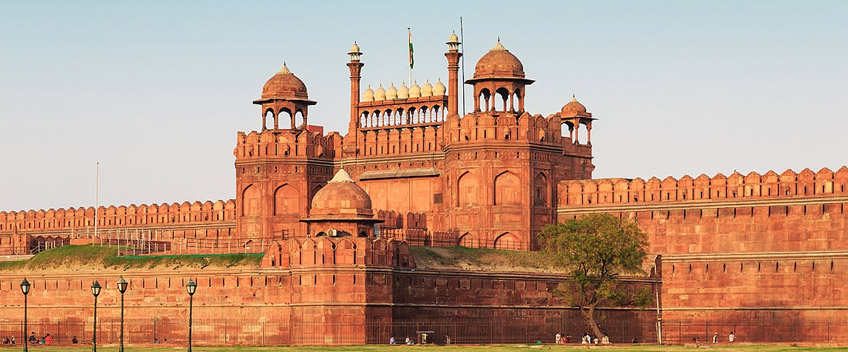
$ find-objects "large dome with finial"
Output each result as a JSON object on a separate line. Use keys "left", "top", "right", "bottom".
{"left": 261, "top": 63, "right": 309, "bottom": 100}
{"left": 310, "top": 169, "right": 374, "bottom": 218}
{"left": 473, "top": 40, "right": 525, "bottom": 79}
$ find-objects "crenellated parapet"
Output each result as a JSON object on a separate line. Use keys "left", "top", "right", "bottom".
{"left": 0, "top": 199, "right": 236, "bottom": 234}
{"left": 558, "top": 167, "right": 848, "bottom": 207}
{"left": 260, "top": 236, "right": 414, "bottom": 269}
{"left": 234, "top": 129, "right": 340, "bottom": 160}
{"left": 446, "top": 111, "right": 566, "bottom": 148}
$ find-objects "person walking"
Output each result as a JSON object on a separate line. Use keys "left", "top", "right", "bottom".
{"left": 712, "top": 332, "right": 718, "bottom": 344}
{"left": 555, "top": 332, "right": 562, "bottom": 344}
{"left": 729, "top": 331, "right": 735, "bottom": 343}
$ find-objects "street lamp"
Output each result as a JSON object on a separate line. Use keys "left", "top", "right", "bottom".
{"left": 91, "top": 281, "right": 102, "bottom": 352}
{"left": 186, "top": 280, "right": 197, "bottom": 352}
{"left": 20, "top": 278, "right": 30, "bottom": 352}
{"left": 117, "top": 277, "right": 129, "bottom": 352}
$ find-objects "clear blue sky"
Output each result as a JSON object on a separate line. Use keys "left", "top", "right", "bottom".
{"left": 1, "top": 1, "right": 846, "bottom": 211}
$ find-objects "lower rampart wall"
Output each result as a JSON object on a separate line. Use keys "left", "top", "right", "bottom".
{"left": 659, "top": 254, "right": 848, "bottom": 344}
{"left": 0, "top": 267, "right": 658, "bottom": 346}
{"left": 557, "top": 196, "right": 848, "bottom": 345}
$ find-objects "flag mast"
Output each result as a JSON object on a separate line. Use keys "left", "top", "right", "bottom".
{"left": 94, "top": 161, "right": 99, "bottom": 238}
{"left": 460, "top": 17, "right": 466, "bottom": 116}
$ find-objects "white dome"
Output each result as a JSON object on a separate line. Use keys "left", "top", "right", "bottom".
{"left": 433, "top": 79, "right": 446, "bottom": 95}
{"left": 374, "top": 85, "right": 386, "bottom": 101}
{"left": 421, "top": 80, "right": 433, "bottom": 97}
{"left": 386, "top": 83, "right": 398, "bottom": 100}
{"left": 349, "top": 42, "right": 361, "bottom": 53}
{"left": 362, "top": 85, "right": 374, "bottom": 102}
{"left": 409, "top": 81, "right": 421, "bottom": 98}
{"left": 398, "top": 82, "right": 409, "bottom": 99}
{"left": 448, "top": 32, "right": 459, "bottom": 43}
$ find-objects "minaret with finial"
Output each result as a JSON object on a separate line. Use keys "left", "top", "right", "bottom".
{"left": 345, "top": 42, "right": 364, "bottom": 157}
{"left": 445, "top": 31, "right": 462, "bottom": 117}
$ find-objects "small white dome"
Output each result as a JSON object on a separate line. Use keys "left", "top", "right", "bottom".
{"left": 397, "top": 82, "right": 409, "bottom": 99}
{"left": 349, "top": 42, "right": 360, "bottom": 53}
{"left": 409, "top": 81, "right": 421, "bottom": 98}
{"left": 362, "top": 85, "right": 374, "bottom": 102}
{"left": 386, "top": 83, "right": 398, "bottom": 100}
{"left": 448, "top": 32, "right": 459, "bottom": 43}
{"left": 375, "top": 84, "right": 386, "bottom": 101}
{"left": 433, "top": 79, "right": 446, "bottom": 95}
{"left": 421, "top": 80, "right": 433, "bottom": 97}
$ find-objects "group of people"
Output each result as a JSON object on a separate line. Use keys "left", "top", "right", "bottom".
{"left": 13, "top": 332, "right": 55, "bottom": 345}
{"left": 389, "top": 334, "right": 450, "bottom": 345}
{"left": 554, "top": 331, "right": 611, "bottom": 345}
{"left": 693, "top": 331, "right": 736, "bottom": 345}
{"left": 3, "top": 333, "right": 82, "bottom": 346}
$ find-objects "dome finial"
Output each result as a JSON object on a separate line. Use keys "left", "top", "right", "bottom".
{"left": 329, "top": 169, "right": 355, "bottom": 183}
{"left": 492, "top": 39, "right": 506, "bottom": 51}
{"left": 278, "top": 62, "right": 291, "bottom": 74}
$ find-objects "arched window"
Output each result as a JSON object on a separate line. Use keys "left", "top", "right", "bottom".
{"left": 264, "top": 109, "right": 275, "bottom": 130}
{"left": 534, "top": 173, "right": 548, "bottom": 206}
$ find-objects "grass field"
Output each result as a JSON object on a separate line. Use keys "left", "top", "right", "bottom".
{"left": 0, "top": 244, "right": 262, "bottom": 271}
{"left": 2, "top": 244, "right": 567, "bottom": 273}
{"left": 9, "top": 345, "right": 847, "bottom": 351}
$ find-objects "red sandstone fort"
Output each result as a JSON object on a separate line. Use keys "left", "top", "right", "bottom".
{"left": 2, "top": 33, "right": 847, "bottom": 345}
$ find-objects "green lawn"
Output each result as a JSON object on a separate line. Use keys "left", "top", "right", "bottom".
{"left": 13, "top": 344, "right": 847, "bottom": 351}
{"left": 0, "top": 244, "right": 262, "bottom": 271}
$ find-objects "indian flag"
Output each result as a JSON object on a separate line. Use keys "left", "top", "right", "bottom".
{"left": 408, "top": 28, "right": 414, "bottom": 69}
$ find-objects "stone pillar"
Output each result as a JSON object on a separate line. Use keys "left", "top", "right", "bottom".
{"left": 345, "top": 54, "right": 364, "bottom": 157}
{"left": 445, "top": 50, "right": 462, "bottom": 117}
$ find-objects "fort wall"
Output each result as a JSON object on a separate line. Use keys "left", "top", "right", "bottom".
{"left": 0, "top": 236, "right": 657, "bottom": 346}
{"left": 557, "top": 167, "right": 848, "bottom": 344}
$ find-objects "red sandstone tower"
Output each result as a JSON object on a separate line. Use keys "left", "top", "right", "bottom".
{"left": 442, "top": 40, "right": 594, "bottom": 250}
{"left": 234, "top": 64, "right": 337, "bottom": 239}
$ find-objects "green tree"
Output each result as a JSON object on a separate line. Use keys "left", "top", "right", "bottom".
{"left": 540, "top": 213, "right": 649, "bottom": 338}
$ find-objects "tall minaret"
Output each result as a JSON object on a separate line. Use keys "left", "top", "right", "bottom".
{"left": 345, "top": 42, "right": 364, "bottom": 157}
{"left": 445, "top": 32, "right": 462, "bottom": 117}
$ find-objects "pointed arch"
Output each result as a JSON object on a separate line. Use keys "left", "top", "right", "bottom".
{"left": 534, "top": 172, "right": 549, "bottom": 206}
{"left": 241, "top": 184, "right": 260, "bottom": 217}
{"left": 494, "top": 171, "right": 521, "bottom": 206}
{"left": 457, "top": 171, "right": 479, "bottom": 206}
{"left": 457, "top": 232, "right": 476, "bottom": 248}
{"left": 494, "top": 232, "right": 520, "bottom": 250}
{"left": 273, "top": 184, "right": 300, "bottom": 216}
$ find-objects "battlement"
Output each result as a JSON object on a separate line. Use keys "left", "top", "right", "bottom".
{"left": 234, "top": 129, "right": 340, "bottom": 160}
{"left": 374, "top": 210, "right": 427, "bottom": 229}
{"left": 0, "top": 199, "right": 236, "bottom": 234}
{"left": 558, "top": 167, "right": 848, "bottom": 206}
{"left": 446, "top": 111, "right": 578, "bottom": 150}
{"left": 260, "top": 236, "right": 414, "bottom": 269}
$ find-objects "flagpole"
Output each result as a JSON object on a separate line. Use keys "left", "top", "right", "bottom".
{"left": 94, "top": 161, "right": 99, "bottom": 238}
{"left": 407, "top": 28, "right": 412, "bottom": 85}
{"left": 460, "top": 17, "right": 467, "bottom": 116}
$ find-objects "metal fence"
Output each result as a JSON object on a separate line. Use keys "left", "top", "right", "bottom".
{"left": 662, "top": 318, "right": 848, "bottom": 344}
{"left": 0, "top": 316, "right": 652, "bottom": 346}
